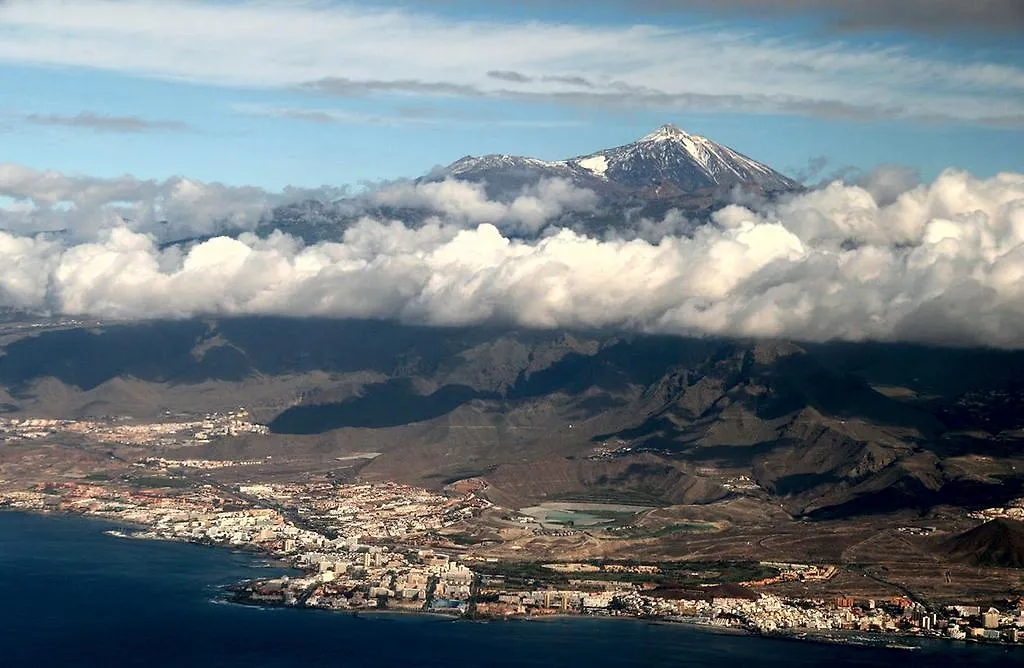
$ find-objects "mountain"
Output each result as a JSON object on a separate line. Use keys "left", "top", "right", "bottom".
{"left": 245, "top": 124, "right": 800, "bottom": 245}
{"left": 428, "top": 123, "right": 800, "bottom": 201}
{"left": 3, "top": 317, "right": 1024, "bottom": 519}
{"left": 575, "top": 124, "right": 798, "bottom": 195}
{"left": 943, "top": 519, "right": 1024, "bottom": 568}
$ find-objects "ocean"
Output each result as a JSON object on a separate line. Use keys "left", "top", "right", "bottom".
{"left": 0, "top": 511, "right": 1019, "bottom": 667}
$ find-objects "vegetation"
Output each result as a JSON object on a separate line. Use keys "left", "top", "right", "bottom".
{"left": 472, "top": 559, "right": 778, "bottom": 589}
{"left": 551, "top": 490, "right": 669, "bottom": 507}
{"left": 607, "top": 521, "right": 721, "bottom": 539}
{"left": 129, "top": 476, "right": 193, "bottom": 489}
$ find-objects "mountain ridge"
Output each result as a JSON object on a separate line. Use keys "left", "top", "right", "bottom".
{"left": 3, "top": 317, "right": 1024, "bottom": 520}
{"left": 429, "top": 123, "right": 800, "bottom": 201}
{"left": 244, "top": 124, "right": 801, "bottom": 245}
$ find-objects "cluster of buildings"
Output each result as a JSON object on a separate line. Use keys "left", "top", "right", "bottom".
{"left": 741, "top": 562, "right": 838, "bottom": 587}
{"left": 143, "top": 457, "right": 265, "bottom": 470}
{"left": 463, "top": 573, "right": 1024, "bottom": 646}
{"left": 943, "top": 605, "right": 1024, "bottom": 642}
{"left": 0, "top": 418, "right": 72, "bottom": 441}
{"left": 0, "top": 477, "right": 490, "bottom": 614}
{"left": 237, "top": 547, "right": 477, "bottom": 613}
{"left": 0, "top": 481, "right": 320, "bottom": 551}
{"left": 587, "top": 441, "right": 633, "bottom": 460}
{"left": 237, "top": 481, "right": 490, "bottom": 541}
{"left": 969, "top": 498, "right": 1024, "bottom": 521}
{"left": 541, "top": 562, "right": 660, "bottom": 575}
{"left": 721, "top": 475, "right": 762, "bottom": 492}
{"left": 4, "top": 477, "right": 1024, "bottom": 647}
{"left": 0, "top": 410, "right": 268, "bottom": 447}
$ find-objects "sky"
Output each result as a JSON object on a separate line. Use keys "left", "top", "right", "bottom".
{"left": 1, "top": 1, "right": 1024, "bottom": 348}
{"left": 0, "top": 0, "right": 1021, "bottom": 189}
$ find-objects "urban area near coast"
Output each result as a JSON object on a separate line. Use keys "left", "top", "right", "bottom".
{"left": 2, "top": 404, "right": 1024, "bottom": 650}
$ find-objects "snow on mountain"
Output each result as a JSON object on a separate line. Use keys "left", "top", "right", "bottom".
{"left": 431, "top": 124, "right": 799, "bottom": 200}
{"left": 444, "top": 154, "right": 572, "bottom": 177}
{"left": 244, "top": 124, "right": 800, "bottom": 245}
{"left": 575, "top": 155, "right": 609, "bottom": 177}
{"left": 568, "top": 123, "right": 797, "bottom": 193}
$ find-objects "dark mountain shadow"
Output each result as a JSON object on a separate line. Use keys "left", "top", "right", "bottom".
{"left": 506, "top": 336, "right": 721, "bottom": 400}
{"left": 0, "top": 321, "right": 209, "bottom": 390}
{"left": 805, "top": 341, "right": 1024, "bottom": 396}
{"left": 806, "top": 476, "right": 1024, "bottom": 521}
{"left": 0, "top": 318, "right": 506, "bottom": 390}
{"left": 772, "top": 471, "right": 842, "bottom": 497}
{"left": 746, "top": 351, "right": 940, "bottom": 435}
{"left": 269, "top": 380, "right": 496, "bottom": 433}
{"left": 213, "top": 318, "right": 495, "bottom": 377}
{"left": 676, "top": 440, "right": 792, "bottom": 465}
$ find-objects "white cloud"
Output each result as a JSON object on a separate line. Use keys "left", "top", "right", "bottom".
{"left": 232, "top": 103, "right": 585, "bottom": 129}
{"left": 0, "top": 163, "right": 343, "bottom": 240}
{"left": 0, "top": 163, "right": 1023, "bottom": 348}
{"left": 0, "top": 1, "right": 1020, "bottom": 126}
{"left": 372, "top": 178, "right": 599, "bottom": 233}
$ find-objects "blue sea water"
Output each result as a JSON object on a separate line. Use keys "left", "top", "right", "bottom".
{"left": 0, "top": 511, "right": 1021, "bottom": 667}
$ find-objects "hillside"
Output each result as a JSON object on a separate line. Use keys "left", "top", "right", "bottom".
{"left": 246, "top": 124, "right": 801, "bottom": 245}
{"left": 2, "top": 317, "right": 1024, "bottom": 519}
{"left": 943, "top": 519, "right": 1024, "bottom": 568}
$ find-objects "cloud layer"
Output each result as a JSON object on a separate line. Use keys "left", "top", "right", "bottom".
{"left": 1, "top": 162, "right": 1023, "bottom": 349}
{"left": 592, "top": 0, "right": 1024, "bottom": 35}
{"left": 0, "top": 1, "right": 1021, "bottom": 127}
{"left": 0, "top": 163, "right": 343, "bottom": 241}
{"left": 22, "top": 112, "right": 191, "bottom": 134}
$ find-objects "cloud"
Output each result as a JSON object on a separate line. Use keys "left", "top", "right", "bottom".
{"left": 299, "top": 77, "right": 483, "bottom": 98}
{"left": 633, "top": 0, "right": 1024, "bottom": 35}
{"left": 542, "top": 75, "right": 595, "bottom": 88}
{"left": 0, "top": 163, "right": 344, "bottom": 241}
{"left": 497, "top": 88, "right": 961, "bottom": 126}
{"left": 1, "top": 163, "right": 1023, "bottom": 349}
{"left": 0, "top": 1, "right": 1020, "bottom": 127}
{"left": 300, "top": 79, "right": 1024, "bottom": 129}
{"left": 791, "top": 156, "right": 831, "bottom": 185}
{"left": 22, "top": 112, "right": 191, "bottom": 133}
{"left": 487, "top": 70, "right": 532, "bottom": 83}
{"left": 233, "top": 103, "right": 584, "bottom": 129}
{"left": 371, "top": 178, "right": 601, "bottom": 234}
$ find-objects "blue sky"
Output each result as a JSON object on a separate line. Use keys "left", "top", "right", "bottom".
{"left": 0, "top": 0, "right": 1021, "bottom": 190}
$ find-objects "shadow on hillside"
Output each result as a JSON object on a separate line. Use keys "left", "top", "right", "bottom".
{"left": 269, "top": 380, "right": 496, "bottom": 433}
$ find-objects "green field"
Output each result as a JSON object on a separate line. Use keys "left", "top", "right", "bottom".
{"left": 552, "top": 489, "right": 670, "bottom": 507}
{"left": 520, "top": 501, "right": 653, "bottom": 529}
{"left": 608, "top": 521, "right": 722, "bottom": 539}
{"left": 473, "top": 559, "right": 779, "bottom": 590}
{"left": 129, "top": 475, "right": 193, "bottom": 489}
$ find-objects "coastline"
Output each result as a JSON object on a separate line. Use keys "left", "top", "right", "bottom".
{"left": 5, "top": 508, "right": 1019, "bottom": 668}
{"left": 4, "top": 506, "right": 1021, "bottom": 654}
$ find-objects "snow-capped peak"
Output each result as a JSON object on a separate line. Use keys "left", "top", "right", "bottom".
{"left": 639, "top": 123, "right": 695, "bottom": 143}
{"left": 430, "top": 123, "right": 800, "bottom": 197}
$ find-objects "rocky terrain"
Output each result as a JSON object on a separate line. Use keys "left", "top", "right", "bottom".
{"left": 2, "top": 315, "right": 1023, "bottom": 525}
{"left": 2, "top": 125, "right": 1021, "bottom": 569}
{"left": 944, "top": 519, "right": 1024, "bottom": 568}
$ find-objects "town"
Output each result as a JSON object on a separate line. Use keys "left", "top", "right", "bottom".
{"left": 3, "top": 478, "right": 1024, "bottom": 649}
{"left": 0, "top": 410, "right": 269, "bottom": 447}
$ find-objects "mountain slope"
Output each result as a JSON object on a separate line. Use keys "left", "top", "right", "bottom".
{"left": 240, "top": 124, "right": 800, "bottom": 245}
{"left": 943, "top": 519, "right": 1024, "bottom": 568}
{"left": 430, "top": 124, "right": 799, "bottom": 201}
{"left": 569, "top": 124, "right": 798, "bottom": 196}
{"left": 5, "top": 318, "right": 1024, "bottom": 517}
